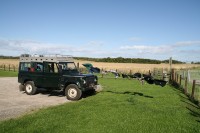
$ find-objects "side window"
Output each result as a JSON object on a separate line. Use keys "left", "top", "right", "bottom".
{"left": 35, "top": 63, "right": 43, "bottom": 72}
{"left": 44, "top": 62, "right": 58, "bottom": 73}
{"left": 20, "top": 62, "right": 31, "bottom": 71}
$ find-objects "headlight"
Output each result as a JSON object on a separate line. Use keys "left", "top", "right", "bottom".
{"left": 94, "top": 76, "right": 98, "bottom": 82}
{"left": 81, "top": 78, "right": 86, "bottom": 84}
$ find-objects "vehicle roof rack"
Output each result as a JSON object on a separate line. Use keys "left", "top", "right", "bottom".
{"left": 20, "top": 54, "right": 74, "bottom": 62}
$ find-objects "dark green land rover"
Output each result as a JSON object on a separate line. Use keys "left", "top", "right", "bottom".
{"left": 18, "top": 54, "right": 99, "bottom": 101}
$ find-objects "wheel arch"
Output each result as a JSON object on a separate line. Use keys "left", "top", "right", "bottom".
{"left": 64, "top": 82, "right": 79, "bottom": 90}
{"left": 23, "top": 79, "right": 33, "bottom": 85}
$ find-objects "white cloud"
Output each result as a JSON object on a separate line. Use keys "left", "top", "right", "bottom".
{"left": 0, "top": 39, "right": 90, "bottom": 56}
{"left": 119, "top": 40, "right": 200, "bottom": 61}
{"left": 174, "top": 41, "right": 200, "bottom": 47}
{"left": 86, "top": 41, "right": 104, "bottom": 47}
{"left": 120, "top": 45, "right": 173, "bottom": 54}
{"left": 0, "top": 39, "right": 200, "bottom": 61}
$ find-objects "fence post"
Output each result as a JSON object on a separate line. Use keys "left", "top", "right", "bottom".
{"left": 173, "top": 70, "right": 175, "bottom": 81}
{"left": 179, "top": 75, "right": 182, "bottom": 86}
{"left": 130, "top": 70, "right": 132, "bottom": 75}
{"left": 177, "top": 74, "right": 179, "bottom": 83}
{"left": 77, "top": 62, "right": 79, "bottom": 69}
{"left": 174, "top": 72, "right": 176, "bottom": 82}
{"left": 14, "top": 65, "right": 15, "bottom": 72}
{"left": 191, "top": 80, "right": 196, "bottom": 99}
{"left": 175, "top": 73, "right": 176, "bottom": 82}
{"left": 171, "top": 69, "right": 174, "bottom": 81}
{"left": 4, "top": 65, "right": 5, "bottom": 71}
{"left": 9, "top": 64, "right": 10, "bottom": 71}
{"left": 187, "top": 70, "right": 190, "bottom": 83}
{"left": 101, "top": 68, "right": 104, "bottom": 78}
{"left": 184, "top": 77, "right": 188, "bottom": 94}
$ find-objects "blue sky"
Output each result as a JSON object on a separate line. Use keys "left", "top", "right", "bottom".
{"left": 0, "top": 0, "right": 200, "bottom": 62}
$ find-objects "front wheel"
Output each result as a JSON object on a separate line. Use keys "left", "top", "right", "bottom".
{"left": 65, "top": 84, "right": 82, "bottom": 101}
{"left": 25, "top": 81, "right": 37, "bottom": 95}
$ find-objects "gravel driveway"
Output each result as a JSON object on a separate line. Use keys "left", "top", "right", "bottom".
{"left": 0, "top": 77, "right": 69, "bottom": 121}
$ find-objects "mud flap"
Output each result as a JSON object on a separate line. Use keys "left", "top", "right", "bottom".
{"left": 19, "top": 84, "right": 25, "bottom": 91}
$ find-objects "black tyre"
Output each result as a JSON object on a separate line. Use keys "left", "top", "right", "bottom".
{"left": 65, "top": 84, "right": 82, "bottom": 101}
{"left": 25, "top": 81, "right": 37, "bottom": 95}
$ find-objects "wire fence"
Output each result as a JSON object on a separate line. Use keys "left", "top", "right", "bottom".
{"left": 0, "top": 64, "right": 19, "bottom": 72}
{"left": 172, "top": 69, "right": 200, "bottom": 104}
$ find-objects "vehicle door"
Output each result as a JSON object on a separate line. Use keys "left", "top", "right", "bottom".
{"left": 18, "top": 62, "right": 43, "bottom": 87}
{"left": 31, "top": 62, "right": 44, "bottom": 87}
{"left": 43, "top": 62, "right": 60, "bottom": 88}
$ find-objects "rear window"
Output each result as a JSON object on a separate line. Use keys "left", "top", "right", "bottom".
{"left": 20, "top": 62, "right": 31, "bottom": 71}
{"left": 19, "top": 62, "right": 43, "bottom": 72}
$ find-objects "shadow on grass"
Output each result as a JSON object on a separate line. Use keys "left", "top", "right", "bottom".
{"left": 105, "top": 90, "right": 153, "bottom": 98}
{"left": 170, "top": 81, "right": 200, "bottom": 122}
{"left": 174, "top": 88, "right": 200, "bottom": 123}
{"left": 82, "top": 90, "right": 97, "bottom": 98}
{"left": 186, "top": 107, "right": 200, "bottom": 123}
{"left": 36, "top": 88, "right": 97, "bottom": 99}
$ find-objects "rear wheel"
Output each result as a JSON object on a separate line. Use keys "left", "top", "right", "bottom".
{"left": 25, "top": 81, "right": 37, "bottom": 95}
{"left": 65, "top": 84, "right": 82, "bottom": 101}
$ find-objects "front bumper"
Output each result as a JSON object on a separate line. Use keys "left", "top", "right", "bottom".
{"left": 94, "top": 85, "right": 103, "bottom": 92}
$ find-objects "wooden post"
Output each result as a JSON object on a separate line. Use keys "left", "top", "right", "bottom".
{"left": 175, "top": 73, "right": 177, "bottom": 82}
{"left": 9, "top": 64, "right": 10, "bottom": 71}
{"left": 4, "top": 65, "right": 5, "bottom": 71}
{"left": 77, "top": 62, "right": 79, "bottom": 69}
{"left": 130, "top": 70, "right": 132, "bottom": 75}
{"left": 149, "top": 70, "right": 151, "bottom": 76}
{"left": 191, "top": 80, "right": 196, "bottom": 99}
{"left": 174, "top": 73, "right": 176, "bottom": 82}
{"left": 176, "top": 74, "right": 179, "bottom": 83}
{"left": 179, "top": 75, "right": 182, "bottom": 86}
{"left": 171, "top": 69, "right": 174, "bottom": 81}
{"left": 184, "top": 77, "right": 188, "bottom": 94}
{"left": 174, "top": 72, "right": 176, "bottom": 82}
{"left": 14, "top": 65, "right": 15, "bottom": 72}
{"left": 169, "top": 57, "right": 172, "bottom": 72}
{"left": 101, "top": 68, "right": 104, "bottom": 78}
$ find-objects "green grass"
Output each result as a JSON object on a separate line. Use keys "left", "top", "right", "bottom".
{"left": 0, "top": 70, "right": 18, "bottom": 77}
{"left": 0, "top": 78, "right": 200, "bottom": 133}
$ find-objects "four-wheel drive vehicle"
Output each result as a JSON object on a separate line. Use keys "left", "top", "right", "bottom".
{"left": 18, "top": 54, "right": 100, "bottom": 101}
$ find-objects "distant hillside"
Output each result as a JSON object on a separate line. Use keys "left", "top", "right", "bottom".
{"left": 0, "top": 55, "right": 186, "bottom": 64}
{"left": 74, "top": 57, "right": 185, "bottom": 64}
{"left": 0, "top": 55, "right": 19, "bottom": 59}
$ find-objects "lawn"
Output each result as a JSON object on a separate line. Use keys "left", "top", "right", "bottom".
{"left": 0, "top": 78, "right": 200, "bottom": 133}
{"left": 0, "top": 70, "right": 18, "bottom": 77}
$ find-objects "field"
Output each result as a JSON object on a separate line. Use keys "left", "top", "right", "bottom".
{"left": 0, "top": 78, "right": 200, "bottom": 133}
{"left": 0, "top": 70, "right": 18, "bottom": 77}
{"left": 1, "top": 59, "right": 200, "bottom": 73}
